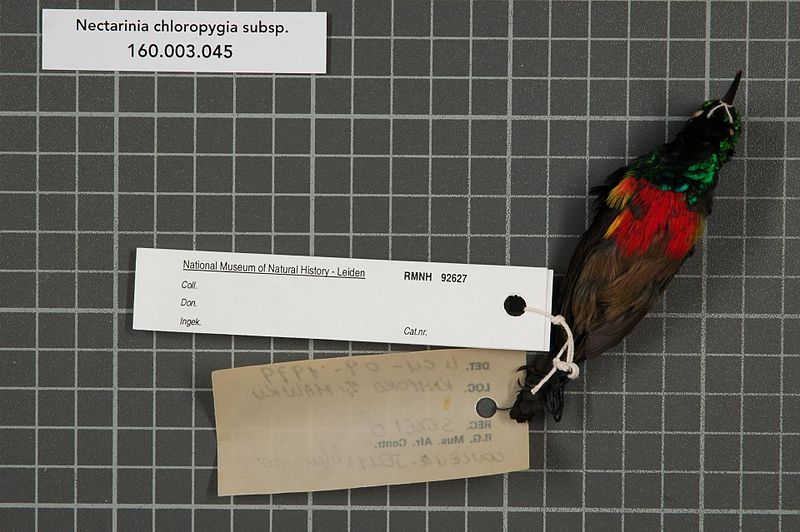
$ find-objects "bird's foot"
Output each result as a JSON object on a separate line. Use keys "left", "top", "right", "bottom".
{"left": 508, "top": 366, "right": 571, "bottom": 423}
{"left": 509, "top": 387, "right": 545, "bottom": 423}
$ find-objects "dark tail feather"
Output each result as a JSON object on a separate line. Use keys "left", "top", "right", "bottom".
{"left": 509, "top": 354, "right": 572, "bottom": 423}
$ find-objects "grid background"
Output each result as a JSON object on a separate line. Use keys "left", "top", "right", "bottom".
{"left": 0, "top": 0, "right": 798, "bottom": 530}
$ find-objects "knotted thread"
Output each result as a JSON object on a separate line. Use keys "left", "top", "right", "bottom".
{"left": 522, "top": 307, "right": 579, "bottom": 395}
{"left": 706, "top": 101, "right": 735, "bottom": 124}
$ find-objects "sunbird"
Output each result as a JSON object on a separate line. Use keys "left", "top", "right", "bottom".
{"left": 511, "top": 72, "right": 743, "bottom": 422}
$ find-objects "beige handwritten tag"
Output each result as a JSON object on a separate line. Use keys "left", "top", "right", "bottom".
{"left": 212, "top": 349, "right": 529, "bottom": 496}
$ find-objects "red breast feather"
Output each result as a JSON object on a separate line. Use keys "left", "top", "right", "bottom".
{"left": 604, "top": 176, "right": 704, "bottom": 260}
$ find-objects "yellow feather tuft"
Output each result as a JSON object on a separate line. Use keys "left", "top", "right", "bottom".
{"left": 604, "top": 215, "right": 622, "bottom": 239}
{"left": 606, "top": 175, "right": 636, "bottom": 210}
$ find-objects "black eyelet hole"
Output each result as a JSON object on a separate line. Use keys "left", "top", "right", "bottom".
{"left": 476, "top": 397, "right": 498, "bottom": 418}
{"left": 504, "top": 295, "right": 527, "bottom": 317}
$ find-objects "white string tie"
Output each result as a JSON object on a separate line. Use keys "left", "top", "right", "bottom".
{"left": 522, "top": 307, "right": 579, "bottom": 396}
{"left": 706, "top": 101, "right": 734, "bottom": 125}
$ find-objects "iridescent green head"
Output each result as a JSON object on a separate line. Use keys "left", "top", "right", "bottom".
{"left": 634, "top": 72, "right": 743, "bottom": 202}
{"left": 687, "top": 71, "right": 743, "bottom": 163}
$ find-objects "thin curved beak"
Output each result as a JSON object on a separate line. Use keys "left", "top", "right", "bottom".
{"left": 721, "top": 71, "right": 743, "bottom": 105}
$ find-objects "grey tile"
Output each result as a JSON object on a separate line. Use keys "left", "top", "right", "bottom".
{"left": 313, "top": 510, "right": 348, "bottom": 532}
{"left": 669, "top": 1, "right": 706, "bottom": 38}
{"left": 354, "top": 0, "right": 390, "bottom": 36}
{"left": 550, "top": 79, "right": 587, "bottom": 116}
{"left": 433, "top": 79, "right": 468, "bottom": 115}
{"left": 625, "top": 473, "right": 662, "bottom": 510}
{"left": 39, "top": 76, "right": 76, "bottom": 112}
{"left": 328, "top": 39, "right": 352, "bottom": 76}
{"left": 468, "top": 512, "right": 503, "bottom": 532}
{"left": 394, "top": 40, "right": 430, "bottom": 77}
{"left": 742, "top": 474, "right": 780, "bottom": 510}
{"left": 472, "top": 79, "right": 507, "bottom": 116}
{"left": 430, "top": 158, "right": 467, "bottom": 194}
{"left": 392, "top": 79, "right": 431, "bottom": 114}
{"left": 197, "top": 117, "right": 233, "bottom": 154}
{"left": 118, "top": 509, "right": 152, "bottom": 532}
{"left": 433, "top": 40, "right": 470, "bottom": 76}
{"left": 353, "top": 119, "right": 390, "bottom": 154}
{"left": 507, "top": 471, "right": 543, "bottom": 507}
{"left": 76, "top": 509, "right": 111, "bottom": 532}
{"left": 197, "top": 77, "right": 233, "bottom": 113}
{"left": 354, "top": 39, "right": 391, "bottom": 76}
{"left": 157, "top": 76, "right": 194, "bottom": 112}
{"left": 156, "top": 469, "right": 192, "bottom": 504}
{"left": 392, "top": 196, "right": 428, "bottom": 233}
{"left": 473, "top": 1, "right": 507, "bottom": 38}
{"left": 591, "top": 40, "right": 627, "bottom": 78}
{"left": 118, "top": 469, "right": 152, "bottom": 504}
{"left": 195, "top": 509, "right": 231, "bottom": 532}
{"left": 470, "top": 158, "right": 505, "bottom": 195}
{"left": 0, "top": 36, "right": 36, "bottom": 72}
{"left": 0, "top": 0, "right": 36, "bottom": 32}
{"left": 545, "top": 471, "right": 583, "bottom": 507}
{"left": 591, "top": 2, "right": 628, "bottom": 38}
{"left": 157, "top": 510, "right": 193, "bottom": 532}
{"left": 393, "top": 119, "right": 429, "bottom": 155}
{"left": 37, "top": 429, "right": 70, "bottom": 465}
{"left": 393, "top": 0, "right": 429, "bottom": 37}
{"left": 392, "top": 157, "right": 428, "bottom": 194}
{"left": 156, "top": 391, "right": 194, "bottom": 427}
{"left": 586, "top": 513, "right": 622, "bottom": 532}
{"left": 512, "top": 40, "right": 548, "bottom": 77}
{"left": 669, "top": 41, "right": 706, "bottom": 78}
{"left": 275, "top": 78, "right": 310, "bottom": 113}
{"left": 552, "top": 0, "right": 588, "bottom": 38}
{"left": 472, "top": 120, "right": 506, "bottom": 156}
{"left": 79, "top": 75, "right": 114, "bottom": 111}
{"left": 39, "top": 508, "right": 74, "bottom": 532}
{"left": 235, "top": 77, "right": 271, "bottom": 113}
{"left": 512, "top": 120, "right": 548, "bottom": 156}
{"left": 551, "top": 40, "right": 587, "bottom": 78}
{"left": 433, "top": 0, "right": 469, "bottom": 37}
{"left": 77, "top": 468, "right": 112, "bottom": 503}
{"left": 630, "top": 40, "right": 667, "bottom": 78}
{"left": 663, "top": 473, "right": 699, "bottom": 508}
{"left": 120, "top": 76, "right": 155, "bottom": 112}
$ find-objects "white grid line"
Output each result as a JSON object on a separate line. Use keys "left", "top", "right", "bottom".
{"left": 659, "top": 3, "right": 672, "bottom": 527}
{"left": 151, "top": 13, "right": 159, "bottom": 527}
{"left": 33, "top": 0, "right": 41, "bottom": 528}
{"left": 779, "top": 2, "right": 790, "bottom": 530}
{"left": 698, "top": 1, "right": 711, "bottom": 529}
{"left": 73, "top": 8, "right": 80, "bottom": 526}
{"left": 619, "top": 3, "right": 633, "bottom": 527}
{"left": 542, "top": 1, "right": 553, "bottom": 529}
{"left": 503, "top": 1, "right": 514, "bottom": 529}
{"left": 1, "top": 2, "right": 794, "bottom": 530}
{"left": 464, "top": 3, "right": 475, "bottom": 528}
{"left": 738, "top": 3, "right": 752, "bottom": 529}
{"left": 425, "top": 1, "right": 435, "bottom": 527}
{"left": 582, "top": 3, "right": 592, "bottom": 530}
{"left": 111, "top": 0, "right": 121, "bottom": 527}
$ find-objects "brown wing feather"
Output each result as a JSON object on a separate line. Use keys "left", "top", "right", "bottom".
{"left": 571, "top": 245, "right": 683, "bottom": 360}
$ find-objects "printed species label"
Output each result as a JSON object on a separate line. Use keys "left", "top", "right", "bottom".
{"left": 133, "top": 248, "right": 553, "bottom": 351}
{"left": 212, "top": 348, "right": 530, "bottom": 495}
{"left": 42, "top": 9, "right": 326, "bottom": 73}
